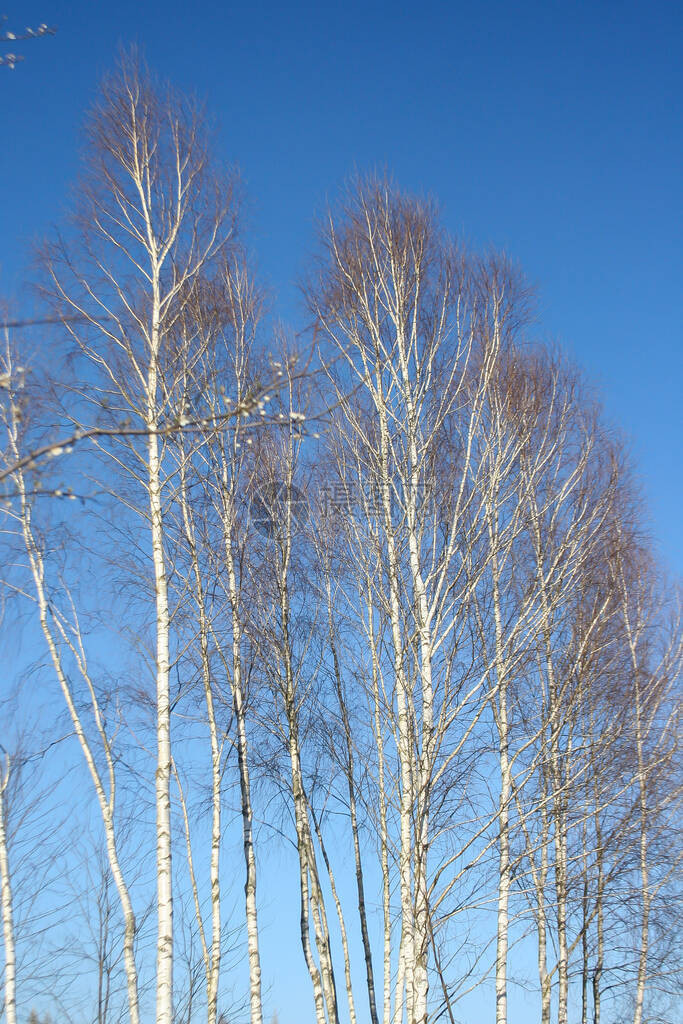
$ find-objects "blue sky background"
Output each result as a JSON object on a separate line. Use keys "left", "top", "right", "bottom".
{"left": 2, "top": 0, "right": 682, "bottom": 572}
{"left": 1, "top": 1, "right": 681, "bottom": 1019}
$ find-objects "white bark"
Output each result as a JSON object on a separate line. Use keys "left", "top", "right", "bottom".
{"left": 0, "top": 760, "right": 17, "bottom": 1024}
{"left": 619, "top": 571, "right": 651, "bottom": 1024}
{"left": 177, "top": 451, "right": 224, "bottom": 1024}
{"left": 6, "top": 375, "right": 142, "bottom": 1024}
{"left": 375, "top": 368, "right": 416, "bottom": 1024}
{"left": 494, "top": 689, "right": 511, "bottom": 1024}
{"left": 538, "top": 761, "right": 551, "bottom": 1024}
{"left": 264, "top": 421, "right": 339, "bottom": 1023}
{"left": 41, "top": 62, "right": 234, "bottom": 1020}
{"left": 192, "top": 265, "right": 265, "bottom": 1024}
{"left": 147, "top": 355, "right": 174, "bottom": 1024}
{"left": 284, "top": 640, "right": 339, "bottom": 1024}
{"left": 313, "top": 811, "right": 358, "bottom": 1024}
{"left": 364, "top": 582, "right": 392, "bottom": 1024}
{"left": 19, "top": 492, "right": 141, "bottom": 1024}
{"left": 226, "top": 549, "right": 263, "bottom": 1024}
{"left": 325, "top": 585, "right": 378, "bottom": 1024}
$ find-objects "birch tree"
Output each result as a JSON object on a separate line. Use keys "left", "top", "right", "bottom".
{"left": 307, "top": 179, "right": 539, "bottom": 1023}
{"left": 611, "top": 531, "right": 682, "bottom": 1024}
{"left": 40, "top": 52, "right": 239, "bottom": 1024}
{"left": 167, "top": 260, "right": 266, "bottom": 1024}
{"left": 2, "top": 58, "right": 681, "bottom": 1021}
{"left": 0, "top": 752, "right": 16, "bottom": 1024}
{"left": 248, "top": 357, "right": 342, "bottom": 1024}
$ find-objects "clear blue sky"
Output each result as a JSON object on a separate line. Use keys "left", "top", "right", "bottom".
{"left": 2, "top": 2, "right": 681, "bottom": 1019}
{"left": 2, "top": 0, "right": 682, "bottom": 572}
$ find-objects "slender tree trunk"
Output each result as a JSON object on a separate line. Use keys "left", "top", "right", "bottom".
{"left": 280, "top": 575, "right": 339, "bottom": 1024}
{"left": 539, "top": 805, "right": 551, "bottom": 1024}
{"left": 178, "top": 463, "right": 223, "bottom": 1024}
{"left": 495, "top": 692, "right": 511, "bottom": 1024}
{"left": 313, "top": 811, "right": 358, "bottom": 1024}
{"left": 392, "top": 937, "right": 407, "bottom": 1024}
{"left": 590, "top": 712, "right": 604, "bottom": 1024}
{"left": 18, "top": 480, "right": 140, "bottom": 1024}
{"left": 295, "top": 814, "right": 327, "bottom": 1024}
{"left": 407, "top": 543, "right": 432, "bottom": 1024}
{"left": 226, "top": 548, "right": 263, "bottom": 1024}
{"left": 402, "top": 354, "right": 433, "bottom": 1024}
{"left": 147, "top": 348, "right": 174, "bottom": 1024}
{"left": 0, "top": 765, "right": 17, "bottom": 1024}
{"left": 376, "top": 379, "right": 415, "bottom": 1024}
{"left": 632, "top": 688, "right": 650, "bottom": 1024}
{"left": 552, "top": 752, "right": 569, "bottom": 1024}
{"left": 618, "top": 551, "right": 655, "bottom": 1024}
{"left": 214, "top": 435, "right": 263, "bottom": 1024}
{"left": 206, "top": 682, "right": 222, "bottom": 1024}
{"left": 529, "top": 496, "right": 569, "bottom": 1024}
{"left": 489, "top": 543, "right": 511, "bottom": 1024}
{"left": 287, "top": 702, "right": 339, "bottom": 1023}
{"left": 347, "top": 756, "right": 377, "bottom": 1024}
{"left": 328, "top": 608, "right": 379, "bottom": 1024}
{"left": 592, "top": 821, "right": 604, "bottom": 1024}
{"left": 482, "top": 482, "right": 514, "bottom": 1024}
{"left": 234, "top": 678, "right": 263, "bottom": 1024}
{"left": 366, "top": 588, "right": 392, "bottom": 1024}
{"left": 581, "top": 842, "right": 589, "bottom": 1024}
{"left": 288, "top": 717, "right": 331, "bottom": 1024}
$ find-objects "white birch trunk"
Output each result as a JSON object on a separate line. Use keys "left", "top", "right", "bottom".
{"left": 495, "top": 694, "right": 511, "bottom": 1024}
{"left": 147, "top": 351, "right": 174, "bottom": 1024}
{"left": 618, "top": 552, "right": 654, "bottom": 1024}
{"left": 234, "top": 681, "right": 263, "bottom": 1024}
{"left": 528, "top": 491, "right": 570, "bottom": 1024}
{"left": 227, "top": 554, "right": 263, "bottom": 1024}
{"left": 179, "top": 471, "right": 223, "bottom": 1024}
{"left": 551, "top": 738, "right": 569, "bottom": 1024}
{"left": 17, "top": 478, "right": 141, "bottom": 1024}
{"left": 376, "top": 383, "right": 415, "bottom": 1024}
{"left": 278, "top": 493, "right": 338, "bottom": 1023}
{"left": 288, "top": 734, "right": 331, "bottom": 1024}
{"left": 406, "top": 530, "right": 432, "bottom": 1024}
{"left": 327, "top": 600, "right": 378, "bottom": 1024}
{"left": 399, "top": 307, "right": 433, "bottom": 1024}
{"left": 313, "top": 812, "right": 358, "bottom": 1024}
{"left": 0, "top": 763, "right": 17, "bottom": 1024}
{"left": 287, "top": 703, "right": 339, "bottom": 1024}
{"left": 489, "top": 540, "right": 511, "bottom": 1024}
{"left": 538, "top": 768, "right": 551, "bottom": 1024}
{"left": 207, "top": 686, "right": 222, "bottom": 1024}
{"left": 593, "top": 827, "right": 604, "bottom": 1024}
{"left": 632, "top": 683, "right": 650, "bottom": 1024}
{"left": 366, "top": 588, "right": 392, "bottom": 1024}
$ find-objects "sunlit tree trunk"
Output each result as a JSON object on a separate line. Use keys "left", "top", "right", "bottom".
{"left": 8, "top": 417, "right": 141, "bottom": 1024}
{"left": 41, "top": 55, "right": 235, "bottom": 1022}
{"left": 176, "top": 455, "right": 222, "bottom": 1024}
{"left": 225, "top": 544, "right": 263, "bottom": 1024}
{"left": 324, "top": 579, "right": 378, "bottom": 1024}
{"left": 0, "top": 758, "right": 17, "bottom": 1024}
{"left": 195, "top": 260, "right": 266, "bottom": 1024}
{"left": 146, "top": 339, "right": 174, "bottom": 1024}
{"left": 363, "top": 581, "right": 392, "bottom": 1024}
{"left": 282, "top": 587, "right": 339, "bottom": 1024}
